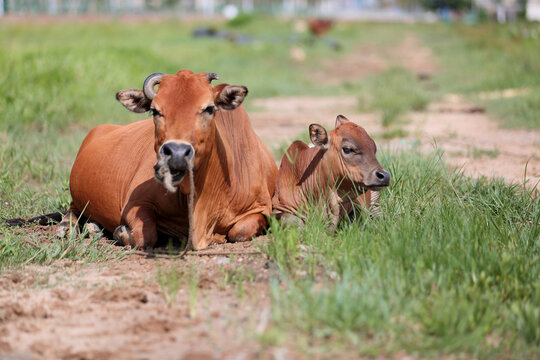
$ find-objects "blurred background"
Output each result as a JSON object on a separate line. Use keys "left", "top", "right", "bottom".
{"left": 0, "top": 0, "right": 539, "bottom": 22}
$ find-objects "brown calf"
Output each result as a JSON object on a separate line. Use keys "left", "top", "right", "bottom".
{"left": 272, "top": 115, "right": 390, "bottom": 228}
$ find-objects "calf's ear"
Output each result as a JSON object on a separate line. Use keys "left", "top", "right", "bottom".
{"left": 116, "top": 89, "right": 152, "bottom": 113}
{"left": 309, "top": 124, "right": 329, "bottom": 148}
{"left": 214, "top": 84, "right": 248, "bottom": 110}
{"left": 335, "top": 114, "right": 350, "bottom": 127}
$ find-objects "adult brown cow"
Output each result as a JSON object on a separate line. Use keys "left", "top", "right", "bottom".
{"left": 61, "top": 70, "right": 277, "bottom": 250}
{"left": 272, "top": 115, "right": 390, "bottom": 228}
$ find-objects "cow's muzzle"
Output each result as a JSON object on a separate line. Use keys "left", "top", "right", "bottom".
{"left": 154, "top": 141, "right": 195, "bottom": 191}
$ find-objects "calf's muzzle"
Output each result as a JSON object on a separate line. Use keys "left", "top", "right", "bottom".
{"left": 375, "top": 170, "right": 390, "bottom": 186}
{"left": 363, "top": 168, "right": 390, "bottom": 190}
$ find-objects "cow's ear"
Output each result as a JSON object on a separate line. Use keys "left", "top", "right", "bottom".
{"left": 309, "top": 124, "right": 329, "bottom": 148}
{"left": 214, "top": 84, "right": 248, "bottom": 110}
{"left": 116, "top": 89, "right": 152, "bottom": 113}
{"left": 335, "top": 114, "right": 350, "bottom": 128}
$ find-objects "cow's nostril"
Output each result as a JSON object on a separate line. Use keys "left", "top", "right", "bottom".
{"left": 162, "top": 144, "right": 172, "bottom": 156}
{"left": 375, "top": 170, "right": 390, "bottom": 185}
{"left": 184, "top": 147, "right": 192, "bottom": 158}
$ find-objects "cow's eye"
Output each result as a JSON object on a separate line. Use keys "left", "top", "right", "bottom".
{"left": 150, "top": 108, "right": 161, "bottom": 117}
{"left": 342, "top": 147, "right": 354, "bottom": 154}
{"left": 202, "top": 105, "right": 215, "bottom": 115}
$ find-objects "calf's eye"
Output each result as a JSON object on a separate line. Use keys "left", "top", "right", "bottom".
{"left": 342, "top": 147, "right": 354, "bottom": 154}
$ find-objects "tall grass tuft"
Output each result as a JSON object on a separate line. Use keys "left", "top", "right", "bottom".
{"left": 0, "top": 224, "right": 124, "bottom": 271}
{"left": 264, "top": 148, "right": 540, "bottom": 357}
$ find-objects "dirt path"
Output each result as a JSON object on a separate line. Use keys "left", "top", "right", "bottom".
{"left": 410, "top": 96, "right": 539, "bottom": 187}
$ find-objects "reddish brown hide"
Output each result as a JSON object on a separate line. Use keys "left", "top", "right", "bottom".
{"left": 65, "top": 70, "right": 277, "bottom": 250}
{"left": 272, "top": 115, "right": 390, "bottom": 228}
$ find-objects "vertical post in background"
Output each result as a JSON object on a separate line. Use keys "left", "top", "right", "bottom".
{"left": 0, "top": 0, "right": 4, "bottom": 16}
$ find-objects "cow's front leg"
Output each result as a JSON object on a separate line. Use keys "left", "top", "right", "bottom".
{"left": 114, "top": 205, "right": 158, "bottom": 248}
{"left": 228, "top": 213, "right": 267, "bottom": 243}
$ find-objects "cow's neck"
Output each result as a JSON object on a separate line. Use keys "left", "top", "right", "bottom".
{"left": 185, "top": 114, "right": 241, "bottom": 248}
{"left": 192, "top": 121, "right": 234, "bottom": 196}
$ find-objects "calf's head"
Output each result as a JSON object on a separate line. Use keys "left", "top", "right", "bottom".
{"left": 310, "top": 115, "right": 390, "bottom": 192}
{"left": 116, "top": 70, "right": 248, "bottom": 193}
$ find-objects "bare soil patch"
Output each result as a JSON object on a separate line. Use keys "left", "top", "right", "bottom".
{"left": 0, "top": 239, "right": 289, "bottom": 360}
{"left": 408, "top": 95, "right": 539, "bottom": 188}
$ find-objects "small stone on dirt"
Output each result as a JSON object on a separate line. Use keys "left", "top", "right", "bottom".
{"left": 215, "top": 257, "right": 230, "bottom": 265}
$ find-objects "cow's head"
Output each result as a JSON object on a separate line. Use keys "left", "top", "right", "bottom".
{"left": 116, "top": 70, "right": 248, "bottom": 193}
{"left": 309, "top": 115, "right": 390, "bottom": 192}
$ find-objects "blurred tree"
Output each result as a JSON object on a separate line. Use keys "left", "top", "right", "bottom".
{"left": 396, "top": 0, "right": 423, "bottom": 10}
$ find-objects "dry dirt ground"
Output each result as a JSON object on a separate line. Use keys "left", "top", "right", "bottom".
{"left": 0, "top": 240, "right": 279, "bottom": 360}
{"left": 1, "top": 35, "right": 539, "bottom": 360}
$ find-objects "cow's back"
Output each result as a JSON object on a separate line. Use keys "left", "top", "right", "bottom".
{"left": 70, "top": 120, "right": 156, "bottom": 231}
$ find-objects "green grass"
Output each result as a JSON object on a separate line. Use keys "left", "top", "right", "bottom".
{"left": 155, "top": 258, "right": 200, "bottom": 316}
{"left": 377, "top": 127, "right": 410, "bottom": 139}
{"left": 358, "top": 67, "right": 431, "bottom": 127}
{"left": 264, "top": 148, "right": 539, "bottom": 358}
{"left": 419, "top": 22, "right": 540, "bottom": 130}
{"left": 0, "top": 223, "right": 124, "bottom": 270}
{"left": 218, "top": 262, "right": 256, "bottom": 299}
{"left": 468, "top": 146, "right": 500, "bottom": 159}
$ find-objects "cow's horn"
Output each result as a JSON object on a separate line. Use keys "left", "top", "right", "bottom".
{"left": 206, "top": 72, "right": 219, "bottom": 83}
{"left": 143, "top": 73, "right": 164, "bottom": 100}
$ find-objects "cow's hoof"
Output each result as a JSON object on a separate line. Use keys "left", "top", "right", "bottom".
{"left": 85, "top": 221, "right": 102, "bottom": 238}
{"left": 56, "top": 223, "right": 78, "bottom": 238}
{"left": 113, "top": 225, "right": 133, "bottom": 245}
{"left": 56, "top": 225, "right": 68, "bottom": 238}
